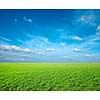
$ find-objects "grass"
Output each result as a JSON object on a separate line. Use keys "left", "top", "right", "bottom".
{"left": 0, "top": 63, "right": 100, "bottom": 91}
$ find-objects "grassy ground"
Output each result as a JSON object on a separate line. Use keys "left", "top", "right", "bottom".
{"left": 0, "top": 63, "right": 100, "bottom": 91}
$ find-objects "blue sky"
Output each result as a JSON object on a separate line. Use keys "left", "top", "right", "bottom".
{"left": 0, "top": 9, "right": 100, "bottom": 62}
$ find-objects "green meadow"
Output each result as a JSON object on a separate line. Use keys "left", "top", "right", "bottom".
{"left": 0, "top": 63, "right": 100, "bottom": 91}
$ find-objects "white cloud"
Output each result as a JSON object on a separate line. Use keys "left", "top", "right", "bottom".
{"left": 23, "top": 48, "right": 31, "bottom": 53}
{"left": 70, "top": 36, "right": 83, "bottom": 41}
{"left": 28, "top": 18, "right": 32, "bottom": 23}
{"left": 0, "top": 45, "right": 32, "bottom": 53}
{"left": 11, "top": 45, "right": 21, "bottom": 51}
{"left": 45, "top": 48, "right": 55, "bottom": 52}
{"left": 73, "top": 34, "right": 100, "bottom": 51}
{"left": 73, "top": 48, "right": 81, "bottom": 52}
{"left": 96, "top": 25, "right": 100, "bottom": 35}
{"left": 80, "top": 15, "right": 91, "bottom": 22}
{"left": 85, "top": 54, "right": 97, "bottom": 57}
{"left": 23, "top": 16, "right": 32, "bottom": 23}
{"left": 63, "top": 56, "right": 71, "bottom": 58}
{"left": 85, "top": 54, "right": 92, "bottom": 57}
{"left": 96, "top": 25, "right": 100, "bottom": 31}
{"left": 20, "top": 36, "right": 54, "bottom": 56}
{"left": 86, "top": 35, "right": 100, "bottom": 44}
{"left": 59, "top": 42, "right": 66, "bottom": 46}
{"left": 0, "top": 45, "right": 11, "bottom": 50}
{"left": 36, "top": 52, "right": 43, "bottom": 55}
{"left": 78, "top": 15, "right": 96, "bottom": 25}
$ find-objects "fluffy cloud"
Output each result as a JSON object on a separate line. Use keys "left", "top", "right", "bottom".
{"left": 0, "top": 44, "right": 45, "bottom": 61}
{"left": 70, "top": 36, "right": 83, "bottom": 41}
{"left": 73, "top": 48, "right": 81, "bottom": 52}
{"left": 23, "top": 16, "right": 32, "bottom": 23}
{"left": 0, "top": 45, "right": 32, "bottom": 53}
{"left": 23, "top": 48, "right": 31, "bottom": 53}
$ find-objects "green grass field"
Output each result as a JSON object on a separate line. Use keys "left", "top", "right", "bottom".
{"left": 0, "top": 63, "right": 100, "bottom": 91}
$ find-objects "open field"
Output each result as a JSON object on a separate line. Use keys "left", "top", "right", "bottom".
{"left": 0, "top": 63, "right": 100, "bottom": 91}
